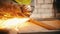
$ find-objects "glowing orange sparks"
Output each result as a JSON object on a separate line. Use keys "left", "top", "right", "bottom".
{"left": 0, "top": 18, "right": 29, "bottom": 31}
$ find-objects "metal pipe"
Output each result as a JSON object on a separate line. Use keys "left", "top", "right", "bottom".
{"left": 29, "top": 18, "right": 57, "bottom": 30}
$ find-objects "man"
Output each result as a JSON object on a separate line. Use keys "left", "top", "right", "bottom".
{"left": 0, "top": 1, "right": 57, "bottom": 34}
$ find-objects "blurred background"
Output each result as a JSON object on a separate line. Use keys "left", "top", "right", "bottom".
{"left": 0, "top": 0, "right": 60, "bottom": 34}
{"left": 31, "top": 0, "right": 60, "bottom": 20}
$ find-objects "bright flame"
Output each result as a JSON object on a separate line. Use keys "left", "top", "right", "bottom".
{"left": 0, "top": 18, "right": 29, "bottom": 31}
